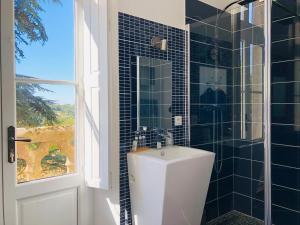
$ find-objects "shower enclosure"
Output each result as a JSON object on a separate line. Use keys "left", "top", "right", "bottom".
{"left": 187, "top": 0, "right": 300, "bottom": 224}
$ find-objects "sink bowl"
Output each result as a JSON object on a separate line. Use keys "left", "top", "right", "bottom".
{"left": 127, "top": 146, "right": 215, "bottom": 225}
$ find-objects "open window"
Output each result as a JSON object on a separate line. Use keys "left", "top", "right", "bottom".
{"left": 14, "top": 0, "right": 110, "bottom": 189}
{"left": 15, "top": 0, "right": 78, "bottom": 184}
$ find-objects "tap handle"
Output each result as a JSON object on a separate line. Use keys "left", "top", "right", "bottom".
{"left": 163, "top": 129, "right": 172, "bottom": 137}
{"left": 153, "top": 128, "right": 162, "bottom": 134}
{"left": 139, "top": 126, "right": 148, "bottom": 132}
{"left": 165, "top": 129, "right": 173, "bottom": 146}
{"left": 134, "top": 131, "right": 141, "bottom": 140}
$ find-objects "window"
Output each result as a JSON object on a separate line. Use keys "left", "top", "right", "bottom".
{"left": 15, "top": 0, "right": 77, "bottom": 183}
{"left": 15, "top": 0, "right": 110, "bottom": 189}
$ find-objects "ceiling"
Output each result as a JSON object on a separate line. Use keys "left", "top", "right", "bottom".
{"left": 197, "top": 0, "right": 238, "bottom": 10}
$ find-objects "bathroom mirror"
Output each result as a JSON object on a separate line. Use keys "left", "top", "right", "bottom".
{"left": 132, "top": 56, "right": 172, "bottom": 130}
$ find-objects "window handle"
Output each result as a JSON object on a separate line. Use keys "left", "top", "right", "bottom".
{"left": 9, "top": 137, "right": 32, "bottom": 142}
{"left": 7, "top": 126, "right": 32, "bottom": 163}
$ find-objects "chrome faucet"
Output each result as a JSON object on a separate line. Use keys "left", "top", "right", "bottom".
{"left": 155, "top": 129, "right": 164, "bottom": 150}
{"left": 164, "top": 129, "right": 173, "bottom": 146}
{"left": 155, "top": 129, "right": 166, "bottom": 157}
{"left": 154, "top": 129, "right": 173, "bottom": 150}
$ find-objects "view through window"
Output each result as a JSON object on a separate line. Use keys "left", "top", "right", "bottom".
{"left": 15, "top": 0, "right": 76, "bottom": 183}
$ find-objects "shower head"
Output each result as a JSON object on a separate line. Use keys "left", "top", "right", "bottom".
{"left": 218, "top": 0, "right": 259, "bottom": 18}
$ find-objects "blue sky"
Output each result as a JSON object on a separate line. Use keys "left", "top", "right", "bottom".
{"left": 16, "top": 0, "right": 75, "bottom": 104}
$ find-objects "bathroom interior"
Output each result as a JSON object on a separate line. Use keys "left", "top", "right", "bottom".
{"left": 1, "top": 0, "right": 300, "bottom": 225}
{"left": 121, "top": 0, "right": 300, "bottom": 225}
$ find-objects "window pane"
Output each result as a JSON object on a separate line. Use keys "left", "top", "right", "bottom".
{"left": 16, "top": 84, "right": 75, "bottom": 183}
{"left": 15, "top": 0, "right": 74, "bottom": 81}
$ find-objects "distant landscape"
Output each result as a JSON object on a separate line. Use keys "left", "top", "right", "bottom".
{"left": 17, "top": 104, "right": 75, "bottom": 183}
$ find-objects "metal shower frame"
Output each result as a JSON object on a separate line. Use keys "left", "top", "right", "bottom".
{"left": 264, "top": 0, "right": 272, "bottom": 224}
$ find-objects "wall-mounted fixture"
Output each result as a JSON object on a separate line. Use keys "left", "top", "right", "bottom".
{"left": 151, "top": 37, "right": 168, "bottom": 51}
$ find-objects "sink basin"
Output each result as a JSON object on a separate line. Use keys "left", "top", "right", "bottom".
{"left": 127, "top": 146, "right": 215, "bottom": 225}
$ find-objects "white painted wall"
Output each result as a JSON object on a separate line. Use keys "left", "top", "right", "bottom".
{"left": 119, "top": 0, "right": 186, "bottom": 29}
{"left": 199, "top": 0, "right": 263, "bottom": 11}
{"left": 199, "top": 0, "right": 237, "bottom": 10}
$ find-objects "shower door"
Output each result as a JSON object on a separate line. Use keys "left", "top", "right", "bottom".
{"left": 186, "top": 0, "right": 272, "bottom": 224}
{"left": 232, "top": 1, "right": 270, "bottom": 224}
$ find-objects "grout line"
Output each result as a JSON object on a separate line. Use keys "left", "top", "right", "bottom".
{"left": 232, "top": 63, "right": 265, "bottom": 69}
{"left": 272, "top": 15, "right": 296, "bottom": 23}
{"left": 191, "top": 138, "right": 264, "bottom": 146}
{"left": 272, "top": 203, "right": 300, "bottom": 214}
{"left": 186, "top": 16, "right": 232, "bottom": 33}
{"left": 233, "top": 192, "right": 261, "bottom": 202}
{"left": 190, "top": 103, "right": 264, "bottom": 106}
{"left": 190, "top": 39, "right": 233, "bottom": 51}
{"left": 233, "top": 157, "right": 264, "bottom": 164}
{"left": 272, "top": 162, "right": 300, "bottom": 170}
{"left": 119, "top": 38, "right": 186, "bottom": 53}
{"left": 206, "top": 192, "right": 233, "bottom": 205}
{"left": 272, "top": 122, "right": 300, "bottom": 126}
{"left": 233, "top": 24, "right": 264, "bottom": 34}
{"left": 271, "top": 103, "right": 300, "bottom": 105}
{"left": 272, "top": 183, "right": 300, "bottom": 192}
{"left": 272, "top": 36, "right": 300, "bottom": 44}
{"left": 271, "top": 142, "right": 300, "bottom": 148}
{"left": 190, "top": 82, "right": 264, "bottom": 86}
{"left": 190, "top": 60, "right": 232, "bottom": 69}
{"left": 206, "top": 191, "right": 264, "bottom": 206}
{"left": 232, "top": 43, "right": 265, "bottom": 51}
{"left": 272, "top": 58, "right": 300, "bottom": 64}
{"left": 234, "top": 174, "right": 263, "bottom": 183}
{"left": 271, "top": 81, "right": 300, "bottom": 85}
{"left": 211, "top": 174, "right": 234, "bottom": 183}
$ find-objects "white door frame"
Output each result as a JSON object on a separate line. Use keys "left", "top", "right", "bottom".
{"left": 0, "top": 0, "right": 5, "bottom": 223}
{"left": 0, "top": 0, "right": 91, "bottom": 224}
{"left": 1, "top": 0, "right": 15, "bottom": 222}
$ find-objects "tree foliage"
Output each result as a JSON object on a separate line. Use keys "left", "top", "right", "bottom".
{"left": 15, "top": 0, "right": 62, "bottom": 127}
{"left": 16, "top": 76, "right": 58, "bottom": 127}
{"left": 15, "top": 0, "right": 61, "bottom": 61}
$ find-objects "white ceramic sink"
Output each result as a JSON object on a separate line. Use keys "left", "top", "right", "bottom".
{"left": 127, "top": 145, "right": 215, "bottom": 225}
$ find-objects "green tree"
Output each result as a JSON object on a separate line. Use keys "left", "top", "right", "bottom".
{"left": 16, "top": 75, "right": 58, "bottom": 127}
{"left": 41, "top": 145, "right": 67, "bottom": 175}
{"left": 15, "top": 0, "right": 60, "bottom": 61}
{"left": 15, "top": 0, "right": 61, "bottom": 126}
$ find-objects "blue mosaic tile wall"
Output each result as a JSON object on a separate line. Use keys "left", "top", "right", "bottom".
{"left": 271, "top": 1, "right": 300, "bottom": 224}
{"left": 118, "top": 13, "right": 188, "bottom": 225}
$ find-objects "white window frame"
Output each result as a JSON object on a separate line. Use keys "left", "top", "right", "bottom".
{"left": 13, "top": 0, "right": 82, "bottom": 182}
{"left": 15, "top": 0, "right": 112, "bottom": 191}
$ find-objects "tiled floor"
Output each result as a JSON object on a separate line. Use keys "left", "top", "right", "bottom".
{"left": 207, "top": 211, "right": 264, "bottom": 225}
